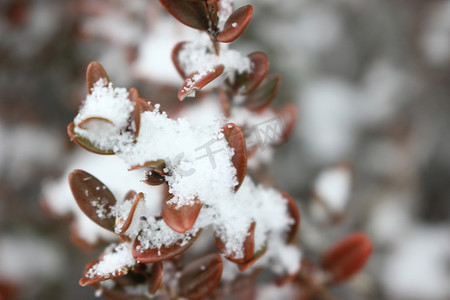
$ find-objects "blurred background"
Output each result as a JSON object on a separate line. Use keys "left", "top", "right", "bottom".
{"left": 1, "top": 0, "right": 449, "bottom": 299}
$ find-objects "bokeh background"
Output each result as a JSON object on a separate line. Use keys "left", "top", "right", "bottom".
{"left": 1, "top": 0, "right": 450, "bottom": 299}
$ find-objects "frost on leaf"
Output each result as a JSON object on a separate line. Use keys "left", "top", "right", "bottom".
{"left": 69, "top": 169, "right": 116, "bottom": 232}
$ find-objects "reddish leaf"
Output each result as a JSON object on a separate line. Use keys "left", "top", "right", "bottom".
{"left": 215, "top": 222, "right": 255, "bottom": 264}
{"left": 79, "top": 259, "right": 129, "bottom": 286}
{"left": 178, "top": 65, "right": 225, "bottom": 101}
{"left": 245, "top": 74, "right": 280, "bottom": 112}
{"left": 217, "top": 5, "right": 253, "bottom": 43}
{"left": 132, "top": 231, "right": 200, "bottom": 263}
{"left": 234, "top": 52, "right": 269, "bottom": 94}
{"left": 128, "top": 87, "right": 141, "bottom": 137}
{"left": 138, "top": 98, "right": 156, "bottom": 113}
{"left": 67, "top": 122, "right": 115, "bottom": 155}
{"left": 143, "top": 169, "right": 166, "bottom": 186}
{"left": 162, "top": 195, "right": 203, "bottom": 233}
{"left": 218, "top": 88, "right": 231, "bottom": 118}
{"left": 179, "top": 254, "right": 223, "bottom": 300}
{"left": 222, "top": 123, "right": 247, "bottom": 191}
{"left": 159, "top": 0, "right": 209, "bottom": 30}
{"left": 128, "top": 160, "right": 166, "bottom": 172}
{"left": 118, "top": 192, "right": 144, "bottom": 235}
{"left": 171, "top": 41, "right": 188, "bottom": 79}
{"left": 238, "top": 242, "right": 267, "bottom": 271}
{"left": 321, "top": 232, "right": 373, "bottom": 283}
{"left": 275, "top": 103, "right": 298, "bottom": 145}
{"left": 212, "top": 268, "right": 262, "bottom": 298}
{"left": 78, "top": 117, "right": 114, "bottom": 131}
{"left": 282, "top": 192, "right": 300, "bottom": 243}
{"left": 148, "top": 262, "right": 164, "bottom": 295}
{"left": 86, "top": 61, "right": 109, "bottom": 94}
{"left": 69, "top": 169, "right": 116, "bottom": 231}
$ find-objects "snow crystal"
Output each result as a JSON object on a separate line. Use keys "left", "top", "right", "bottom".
{"left": 87, "top": 243, "right": 135, "bottom": 278}
{"left": 71, "top": 80, "right": 301, "bottom": 278}
{"left": 74, "top": 79, "right": 135, "bottom": 151}
{"left": 177, "top": 33, "right": 251, "bottom": 87}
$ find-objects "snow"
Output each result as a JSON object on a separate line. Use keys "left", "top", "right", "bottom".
{"left": 41, "top": 150, "right": 164, "bottom": 245}
{"left": 87, "top": 243, "right": 135, "bottom": 278}
{"left": 381, "top": 226, "right": 450, "bottom": 300}
{"left": 176, "top": 33, "right": 251, "bottom": 90}
{"left": 313, "top": 164, "right": 352, "bottom": 213}
{"left": 74, "top": 79, "right": 135, "bottom": 152}
{"left": 70, "top": 79, "right": 301, "bottom": 277}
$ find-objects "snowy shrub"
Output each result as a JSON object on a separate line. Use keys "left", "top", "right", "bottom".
{"left": 43, "top": 1, "right": 372, "bottom": 299}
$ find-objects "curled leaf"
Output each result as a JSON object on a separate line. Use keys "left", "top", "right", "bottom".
{"left": 138, "top": 98, "right": 156, "bottom": 113}
{"left": 215, "top": 221, "right": 255, "bottom": 264}
{"left": 68, "top": 122, "right": 115, "bottom": 155}
{"left": 118, "top": 192, "right": 144, "bottom": 235}
{"left": 172, "top": 41, "right": 188, "bottom": 79}
{"left": 69, "top": 169, "right": 116, "bottom": 231}
{"left": 79, "top": 259, "right": 129, "bottom": 286}
{"left": 321, "top": 232, "right": 373, "bottom": 284}
{"left": 86, "top": 61, "right": 109, "bottom": 94}
{"left": 128, "top": 160, "right": 166, "bottom": 172}
{"left": 132, "top": 231, "right": 200, "bottom": 263}
{"left": 179, "top": 254, "right": 223, "bottom": 300}
{"left": 238, "top": 242, "right": 267, "bottom": 271}
{"left": 245, "top": 74, "right": 280, "bottom": 112}
{"left": 159, "top": 0, "right": 209, "bottom": 30}
{"left": 143, "top": 169, "right": 166, "bottom": 186}
{"left": 282, "top": 192, "right": 300, "bottom": 243}
{"left": 222, "top": 123, "right": 247, "bottom": 191}
{"left": 178, "top": 65, "right": 225, "bottom": 101}
{"left": 217, "top": 5, "right": 253, "bottom": 43}
{"left": 162, "top": 195, "right": 203, "bottom": 233}
{"left": 128, "top": 87, "right": 141, "bottom": 137}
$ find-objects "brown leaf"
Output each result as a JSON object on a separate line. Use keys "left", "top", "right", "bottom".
{"left": 159, "top": 0, "right": 209, "bottom": 30}
{"left": 245, "top": 74, "right": 280, "bottom": 112}
{"left": 234, "top": 52, "right": 269, "bottom": 94}
{"left": 171, "top": 41, "right": 188, "bottom": 79}
{"left": 238, "top": 242, "right": 267, "bottom": 271}
{"left": 162, "top": 195, "right": 203, "bottom": 233}
{"left": 212, "top": 268, "right": 262, "bottom": 298}
{"left": 215, "top": 221, "right": 255, "bottom": 264}
{"left": 79, "top": 259, "right": 129, "bottom": 286}
{"left": 143, "top": 169, "right": 166, "bottom": 186}
{"left": 128, "top": 160, "right": 166, "bottom": 172}
{"left": 69, "top": 169, "right": 116, "bottom": 231}
{"left": 67, "top": 122, "right": 115, "bottom": 155}
{"left": 132, "top": 231, "right": 200, "bottom": 263}
{"left": 178, "top": 65, "right": 225, "bottom": 101}
{"left": 128, "top": 87, "right": 141, "bottom": 137}
{"left": 118, "top": 192, "right": 144, "bottom": 235}
{"left": 275, "top": 103, "right": 298, "bottom": 146}
{"left": 148, "top": 261, "right": 164, "bottom": 295}
{"left": 321, "top": 232, "right": 373, "bottom": 284}
{"left": 218, "top": 88, "right": 232, "bottom": 118}
{"left": 222, "top": 123, "right": 247, "bottom": 191}
{"left": 179, "top": 253, "right": 223, "bottom": 300}
{"left": 217, "top": 5, "right": 253, "bottom": 43}
{"left": 282, "top": 192, "right": 300, "bottom": 244}
{"left": 137, "top": 98, "right": 156, "bottom": 113}
{"left": 86, "top": 62, "right": 109, "bottom": 94}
